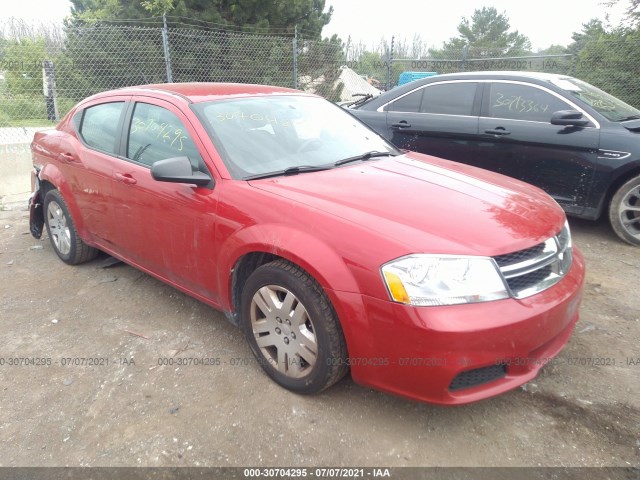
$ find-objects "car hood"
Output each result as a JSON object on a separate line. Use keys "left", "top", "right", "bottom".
{"left": 249, "top": 153, "right": 565, "bottom": 256}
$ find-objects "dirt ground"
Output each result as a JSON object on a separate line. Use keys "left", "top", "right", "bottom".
{"left": 0, "top": 200, "right": 638, "bottom": 469}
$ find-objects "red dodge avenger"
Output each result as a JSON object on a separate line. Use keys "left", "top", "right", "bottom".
{"left": 29, "top": 83, "right": 585, "bottom": 405}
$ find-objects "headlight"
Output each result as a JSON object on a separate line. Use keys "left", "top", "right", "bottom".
{"left": 381, "top": 254, "right": 509, "bottom": 306}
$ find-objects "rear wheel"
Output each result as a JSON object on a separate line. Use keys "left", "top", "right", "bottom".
{"left": 609, "top": 175, "right": 640, "bottom": 246}
{"left": 44, "top": 189, "right": 98, "bottom": 264}
{"left": 240, "top": 259, "right": 349, "bottom": 394}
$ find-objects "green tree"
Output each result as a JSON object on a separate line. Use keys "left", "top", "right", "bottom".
{"left": 537, "top": 44, "right": 567, "bottom": 55}
{"left": 566, "top": 3, "right": 640, "bottom": 108}
{"left": 298, "top": 34, "right": 345, "bottom": 101}
{"left": 61, "top": 0, "right": 343, "bottom": 101}
{"left": 567, "top": 19, "right": 605, "bottom": 55}
{"left": 573, "top": 25, "right": 640, "bottom": 108}
{"left": 628, "top": 0, "right": 640, "bottom": 25}
{"left": 69, "top": 0, "right": 332, "bottom": 40}
{"left": 429, "top": 7, "right": 531, "bottom": 62}
{"left": 605, "top": 0, "right": 639, "bottom": 27}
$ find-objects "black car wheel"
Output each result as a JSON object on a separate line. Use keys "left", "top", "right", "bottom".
{"left": 240, "top": 259, "right": 349, "bottom": 394}
{"left": 44, "top": 189, "right": 98, "bottom": 264}
{"left": 609, "top": 175, "right": 640, "bottom": 246}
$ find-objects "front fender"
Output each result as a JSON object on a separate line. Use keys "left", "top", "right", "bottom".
{"left": 217, "top": 223, "right": 361, "bottom": 311}
{"left": 217, "top": 223, "right": 366, "bottom": 356}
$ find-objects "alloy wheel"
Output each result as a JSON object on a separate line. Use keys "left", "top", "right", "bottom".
{"left": 47, "top": 200, "right": 71, "bottom": 255}
{"left": 618, "top": 184, "right": 640, "bottom": 241}
{"left": 249, "top": 285, "right": 318, "bottom": 378}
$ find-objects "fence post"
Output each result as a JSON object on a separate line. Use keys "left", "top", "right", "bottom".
{"left": 162, "top": 12, "right": 174, "bottom": 83}
{"left": 42, "top": 60, "right": 59, "bottom": 121}
{"left": 461, "top": 44, "right": 469, "bottom": 71}
{"left": 387, "top": 35, "right": 395, "bottom": 90}
{"left": 293, "top": 25, "right": 298, "bottom": 89}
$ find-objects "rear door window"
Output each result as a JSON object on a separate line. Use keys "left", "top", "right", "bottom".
{"left": 387, "top": 82, "right": 478, "bottom": 116}
{"left": 421, "top": 83, "right": 477, "bottom": 116}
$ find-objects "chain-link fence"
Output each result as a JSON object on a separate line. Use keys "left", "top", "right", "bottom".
{"left": 1, "top": 20, "right": 640, "bottom": 145}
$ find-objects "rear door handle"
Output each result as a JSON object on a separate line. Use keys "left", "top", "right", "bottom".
{"left": 391, "top": 121, "right": 411, "bottom": 129}
{"left": 484, "top": 128, "right": 511, "bottom": 136}
{"left": 115, "top": 173, "right": 137, "bottom": 185}
{"left": 59, "top": 152, "right": 76, "bottom": 163}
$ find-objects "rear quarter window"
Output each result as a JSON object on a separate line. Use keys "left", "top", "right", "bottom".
{"left": 77, "top": 102, "right": 125, "bottom": 154}
{"left": 387, "top": 89, "right": 424, "bottom": 113}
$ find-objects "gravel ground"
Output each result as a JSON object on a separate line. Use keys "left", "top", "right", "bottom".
{"left": 0, "top": 204, "right": 638, "bottom": 469}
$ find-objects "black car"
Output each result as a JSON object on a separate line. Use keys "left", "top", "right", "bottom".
{"left": 349, "top": 71, "right": 640, "bottom": 246}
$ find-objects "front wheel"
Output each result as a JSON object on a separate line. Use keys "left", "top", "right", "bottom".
{"left": 609, "top": 176, "right": 640, "bottom": 246}
{"left": 240, "top": 259, "right": 349, "bottom": 394}
{"left": 43, "top": 189, "right": 98, "bottom": 264}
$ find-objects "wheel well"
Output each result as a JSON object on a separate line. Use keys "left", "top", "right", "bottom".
{"left": 230, "top": 251, "right": 280, "bottom": 317}
{"left": 40, "top": 180, "right": 55, "bottom": 198}
{"left": 603, "top": 168, "right": 640, "bottom": 217}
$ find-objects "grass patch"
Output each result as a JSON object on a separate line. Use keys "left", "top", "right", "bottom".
{"left": 4, "top": 119, "right": 57, "bottom": 128}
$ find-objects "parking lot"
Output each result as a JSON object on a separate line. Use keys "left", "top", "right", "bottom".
{"left": 0, "top": 202, "right": 638, "bottom": 468}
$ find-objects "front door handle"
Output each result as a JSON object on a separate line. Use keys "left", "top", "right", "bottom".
{"left": 391, "top": 121, "right": 411, "bottom": 129}
{"left": 484, "top": 128, "right": 511, "bottom": 136}
{"left": 59, "top": 152, "right": 76, "bottom": 163}
{"left": 115, "top": 173, "right": 137, "bottom": 185}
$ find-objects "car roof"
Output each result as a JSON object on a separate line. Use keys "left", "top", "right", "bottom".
{"left": 427, "top": 71, "right": 571, "bottom": 81}
{"left": 356, "top": 71, "right": 575, "bottom": 110}
{"left": 97, "top": 82, "right": 311, "bottom": 104}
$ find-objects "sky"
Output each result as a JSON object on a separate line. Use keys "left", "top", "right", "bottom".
{"left": 323, "top": 0, "right": 627, "bottom": 50}
{"left": 1, "top": 0, "right": 628, "bottom": 50}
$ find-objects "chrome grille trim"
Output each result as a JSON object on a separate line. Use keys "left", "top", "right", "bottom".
{"left": 493, "top": 224, "right": 573, "bottom": 299}
{"left": 498, "top": 237, "right": 558, "bottom": 278}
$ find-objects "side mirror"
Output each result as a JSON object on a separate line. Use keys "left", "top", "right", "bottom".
{"left": 550, "top": 110, "right": 590, "bottom": 127}
{"left": 151, "top": 156, "right": 211, "bottom": 187}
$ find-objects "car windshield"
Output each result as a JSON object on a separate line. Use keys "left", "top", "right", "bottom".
{"left": 192, "top": 95, "right": 398, "bottom": 179}
{"left": 552, "top": 77, "right": 640, "bottom": 122}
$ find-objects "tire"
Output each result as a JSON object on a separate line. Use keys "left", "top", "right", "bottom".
{"left": 609, "top": 175, "right": 640, "bottom": 246}
{"left": 43, "top": 189, "right": 98, "bottom": 265}
{"left": 240, "top": 259, "right": 349, "bottom": 394}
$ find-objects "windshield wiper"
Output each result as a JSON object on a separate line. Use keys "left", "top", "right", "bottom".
{"left": 345, "top": 93, "right": 374, "bottom": 108}
{"left": 243, "top": 165, "right": 333, "bottom": 180}
{"left": 334, "top": 151, "right": 396, "bottom": 167}
{"left": 617, "top": 115, "right": 640, "bottom": 122}
{"left": 244, "top": 152, "right": 396, "bottom": 179}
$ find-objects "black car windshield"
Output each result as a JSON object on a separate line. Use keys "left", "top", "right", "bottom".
{"left": 192, "top": 95, "right": 398, "bottom": 179}
{"left": 552, "top": 77, "right": 640, "bottom": 122}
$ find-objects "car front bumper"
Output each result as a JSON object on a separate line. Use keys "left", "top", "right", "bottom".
{"left": 329, "top": 247, "right": 586, "bottom": 405}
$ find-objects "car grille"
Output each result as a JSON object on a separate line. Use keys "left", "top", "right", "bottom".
{"left": 493, "top": 224, "right": 573, "bottom": 299}
{"left": 449, "top": 364, "right": 507, "bottom": 391}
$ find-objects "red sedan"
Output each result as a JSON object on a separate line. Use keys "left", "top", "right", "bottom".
{"left": 29, "top": 83, "right": 585, "bottom": 404}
